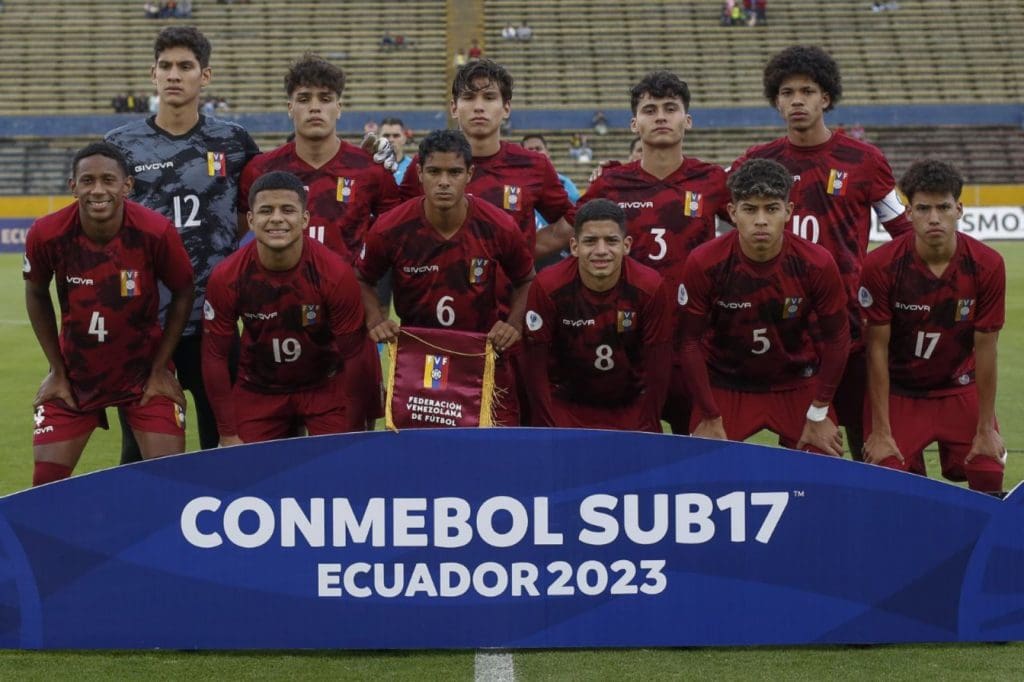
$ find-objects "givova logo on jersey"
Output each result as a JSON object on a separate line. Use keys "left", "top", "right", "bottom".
{"left": 207, "top": 152, "right": 227, "bottom": 177}
{"left": 33, "top": 405, "right": 53, "bottom": 436}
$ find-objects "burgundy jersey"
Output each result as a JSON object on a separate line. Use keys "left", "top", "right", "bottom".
{"left": 860, "top": 232, "right": 1005, "bottom": 396}
{"left": 240, "top": 140, "right": 400, "bottom": 260}
{"left": 572, "top": 158, "right": 728, "bottom": 293}
{"left": 23, "top": 201, "right": 194, "bottom": 411}
{"left": 357, "top": 196, "right": 533, "bottom": 333}
{"left": 525, "top": 256, "right": 672, "bottom": 405}
{"left": 203, "top": 238, "right": 365, "bottom": 393}
{"left": 399, "top": 141, "right": 572, "bottom": 251}
{"left": 733, "top": 132, "right": 911, "bottom": 345}
{"left": 679, "top": 230, "right": 847, "bottom": 391}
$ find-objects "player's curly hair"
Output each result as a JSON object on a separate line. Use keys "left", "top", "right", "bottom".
{"left": 72, "top": 141, "right": 130, "bottom": 179}
{"left": 153, "top": 26, "right": 212, "bottom": 68}
{"left": 574, "top": 198, "right": 627, "bottom": 236}
{"left": 899, "top": 160, "right": 964, "bottom": 202}
{"left": 248, "top": 171, "right": 308, "bottom": 210}
{"left": 727, "top": 159, "right": 793, "bottom": 202}
{"left": 451, "top": 59, "right": 513, "bottom": 103}
{"left": 418, "top": 129, "right": 473, "bottom": 168}
{"left": 630, "top": 71, "right": 691, "bottom": 114}
{"left": 763, "top": 46, "right": 842, "bottom": 111}
{"left": 284, "top": 53, "right": 346, "bottom": 97}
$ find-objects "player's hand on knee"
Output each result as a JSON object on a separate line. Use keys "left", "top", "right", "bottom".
{"left": 487, "top": 320, "right": 520, "bottom": 353}
{"left": 368, "top": 319, "right": 400, "bottom": 344}
{"left": 966, "top": 427, "right": 1007, "bottom": 464}
{"left": 692, "top": 416, "right": 726, "bottom": 440}
{"left": 797, "top": 418, "right": 843, "bottom": 457}
{"left": 34, "top": 369, "right": 77, "bottom": 411}
{"left": 140, "top": 367, "right": 186, "bottom": 408}
{"left": 360, "top": 133, "right": 397, "bottom": 172}
{"left": 219, "top": 434, "right": 244, "bottom": 447}
{"left": 862, "top": 430, "right": 903, "bottom": 465}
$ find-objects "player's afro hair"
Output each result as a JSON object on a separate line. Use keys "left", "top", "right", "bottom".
{"left": 727, "top": 159, "right": 793, "bottom": 202}
{"left": 72, "top": 141, "right": 130, "bottom": 179}
{"left": 153, "top": 26, "right": 212, "bottom": 68}
{"left": 630, "top": 71, "right": 692, "bottom": 114}
{"left": 284, "top": 53, "right": 346, "bottom": 97}
{"left": 763, "top": 46, "right": 842, "bottom": 111}
{"left": 451, "top": 59, "right": 513, "bottom": 103}
{"left": 574, "top": 198, "right": 627, "bottom": 236}
{"left": 248, "top": 171, "right": 309, "bottom": 210}
{"left": 899, "top": 159, "right": 964, "bottom": 202}
{"left": 418, "top": 129, "right": 473, "bottom": 168}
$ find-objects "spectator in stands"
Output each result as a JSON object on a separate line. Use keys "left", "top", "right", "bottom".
{"left": 454, "top": 48, "right": 467, "bottom": 68}
{"left": 201, "top": 96, "right": 216, "bottom": 116}
{"left": 591, "top": 110, "right": 609, "bottom": 135}
{"left": 731, "top": 3, "right": 745, "bottom": 25}
{"left": 872, "top": 1, "right": 900, "bottom": 11}
{"left": 468, "top": 39, "right": 483, "bottom": 60}
{"left": 502, "top": 23, "right": 517, "bottom": 40}
{"left": 144, "top": 2, "right": 160, "bottom": 19}
{"left": 627, "top": 135, "right": 642, "bottom": 162}
{"left": 750, "top": 0, "right": 767, "bottom": 26}
{"left": 380, "top": 31, "right": 396, "bottom": 51}
{"left": 112, "top": 93, "right": 129, "bottom": 114}
{"left": 516, "top": 21, "right": 533, "bottom": 42}
{"left": 380, "top": 117, "right": 413, "bottom": 184}
{"left": 134, "top": 92, "right": 149, "bottom": 113}
{"left": 568, "top": 133, "right": 593, "bottom": 163}
{"left": 174, "top": 0, "right": 192, "bottom": 18}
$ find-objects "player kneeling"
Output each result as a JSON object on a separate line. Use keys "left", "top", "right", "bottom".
{"left": 202, "top": 171, "right": 368, "bottom": 444}
{"left": 678, "top": 159, "right": 849, "bottom": 454}
{"left": 860, "top": 160, "right": 1006, "bottom": 493}
{"left": 25, "top": 142, "right": 194, "bottom": 485}
{"left": 523, "top": 199, "right": 672, "bottom": 431}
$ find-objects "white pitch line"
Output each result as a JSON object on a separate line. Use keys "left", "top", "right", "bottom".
{"left": 474, "top": 649, "right": 515, "bottom": 682}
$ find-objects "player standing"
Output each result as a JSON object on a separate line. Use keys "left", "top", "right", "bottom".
{"left": 524, "top": 199, "right": 672, "bottom": 431}
{"left": 860, "top": 160, "right": 1006, "bottom": 493}
{"left": 356, "top": 130, "right": 535, "bottom": 424}
{"left": 25, "top": 143, "right": 194, "bottom": 485}
{"left": 575, "top": 71, "right": 729, "bottom": 434}
{"left": 679, "top": 159, "right": 849, "bottom": 455}
{"left": 106, "top": 26, "right": 260, "bottom": 457}
{"left": 732, "top": 45, "right": 912, "bottom": 458}
{"left": 202, "top": 172, "right": 368, "bottom": 444}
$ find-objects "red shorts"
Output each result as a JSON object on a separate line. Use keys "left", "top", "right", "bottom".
{"left": 550, "top": 396, "right": 660, "bottom": 433}
{"left": 340, "top": 338, "right": 385, "bottom": 429}
{"left": 865, "top": 388, "right": 1004, "bottom": 483}
{"left": 832, "top": 350, "right": 866, "bottom": 433}
{"left": 32, "top": 397, "right": 185, "bottom": 446}
{"left": 691, "top": 382, "right": 836, "bottom": 451}
{"left": 235, "top": 371, "right": 363, "bottom": 443}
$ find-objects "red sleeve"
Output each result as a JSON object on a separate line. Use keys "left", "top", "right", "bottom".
{"left": 326, "top": 261, "right": 367, "bottom": 359}
{"left": 859, "top": 248, "right": 893, "bottom": 326}
{"left": 869, "top": 153, "right": 912, "bottom": 237}
{"left": 23, "top": 221, "right": 54, "bottom": 285}
{"left": 371, "top": 166, "right": 401, "bottom": 218}
{"left": 565, "top": 172, "right": 612, "bottom": 225}
{"left": 354, "top": 223, "right": 392, "bottom": 285}
{"left": 200, "top": 266, "right": 239, "bottom": 437}
{"left": 497, "top": 221, "right": 535, "bottom": 284}
{"left": 676, "top": 254, "right": 718, "bottom": 420}
{"left": 810, "top": 258, "right": 851, "bottom": 404}
{"left": 154, "top": 221, "right": 195, "bottom": 293}
{"left": 535, "top": 156, "right": 573, "bottom": 225}
{"left": 398, "top": 156, "right": 422, "bottom": 201}
{"left": 523, "top": 280, "right": 558, "bottom": 426}
{"left": 974, "top": 248, "right": 1006, "bottom": 333}
{"left": 641, "top": 280, "right": 673, "bottom": 418}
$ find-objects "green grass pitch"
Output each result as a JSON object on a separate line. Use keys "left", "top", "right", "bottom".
{"left": 0, "top": 249, "right": 1021, "bottom": 678}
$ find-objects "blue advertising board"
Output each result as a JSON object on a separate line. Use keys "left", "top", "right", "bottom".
{"left": 0, "top": 428, "right": 1021, "bottom": 649}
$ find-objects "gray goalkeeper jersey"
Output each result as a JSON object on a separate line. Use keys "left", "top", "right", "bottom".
{"left": 106, "top": 115, "right": 260, "bottom": 335}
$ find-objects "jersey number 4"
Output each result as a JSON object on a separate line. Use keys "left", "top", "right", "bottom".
{"left": 88, "top": 311, "right": 108, "bottom": 342}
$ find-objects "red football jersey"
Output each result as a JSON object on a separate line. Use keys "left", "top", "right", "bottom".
{"left": 732, "top": 132, "right": 912, "bottom": 345}
{"left": 399, "top": 141, "right": 572, "bottom": 251}
{"left": 240, "top": 140, "right": 400, "bottom": 260}
{"left": 203, "top": 238, "right": 365, "bottom": 394}
{"left": 860, "top": 232, "right": 1005, "bottom": 396}
{"left": 24, "top": 201, "right": 194, "bottom": 411}
{"left": 357, "top": 196, "right": 534, "bottom": 333}
{"left": 572, "top": 158, "right": 728, "bottom": 294}
{"left": 679, "top": 230, "right": 848, "bottom": 392}
{"left": 525, "top": 256, "right": 672, "bottom": 408}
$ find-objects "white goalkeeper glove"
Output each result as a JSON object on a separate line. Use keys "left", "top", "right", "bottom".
{"left": 361, "top": 132, "right": 397, "bottom": 172}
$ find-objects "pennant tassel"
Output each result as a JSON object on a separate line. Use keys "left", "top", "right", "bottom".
{"left": 384, "top": 339, "right": 400, "bottom": 432}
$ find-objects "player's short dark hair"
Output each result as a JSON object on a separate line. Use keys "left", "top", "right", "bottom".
{"left": 629, "top": 136, "right": 642, "bottom": 155}
{"left": 630, "top": 71, "right": 691, "bottom": 114}
{"left": 248, "top": 171, "right": 308, "bottom": 210}
{"left": 379, "top": 116, "right": 405, "bottom": 129}
{"left": 763, "top": 46, "right": 842, "bottom": 111}
{"left": 574, "top": 198, "right": 627, "bottom": 236}
{"left": 899, "top": 159, "right": 964, "bottom": 202}
{"left": 418, "top": 129, "right": 473, "bottom": 168}
{"left": 521, "top": 133, "right": 547, "bottom": 148}
{"left": 153, "top": 26, "right": 212, "bottom": 68}
{"left": 727, "top": 159, "right": 793, "bottom": 202}
{"left": 285, "top": 53, "right": 345, "bottom": 97}
{"left": 72, "top": 141, "right": 130, "bottom": 179}
{"left": 451, "top": 59, "right": 513, "bottom": 103}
